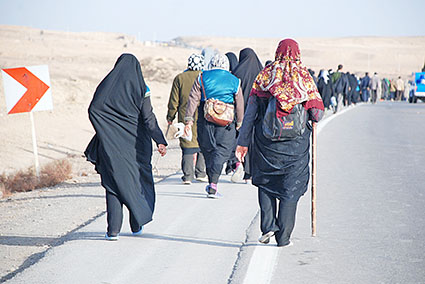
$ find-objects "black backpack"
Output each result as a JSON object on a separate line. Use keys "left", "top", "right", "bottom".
{"left": 262, "top": 96, "right": 307, "bottom": 141}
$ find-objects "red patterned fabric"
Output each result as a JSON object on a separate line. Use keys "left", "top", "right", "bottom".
{"left": 251, "top": 39, "right": 323, "bottom": 117}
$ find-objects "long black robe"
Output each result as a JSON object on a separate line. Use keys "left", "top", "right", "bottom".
{"left": 232, "top": 48, "right": 263, "bottom": 178}
{"left": 317, "top": 76, "right": 334, "bottom": 109}
{"left": 225, "top": 52, "right": 239, "bottom": 73}
{"left": 347, "top": 73, "right": 360, "bottom": 104}
{"left": 85, "top": 53, "right": 167, "bottom": 227}
{"left": 233, "top": 48, "right": 264, "bottom": 106}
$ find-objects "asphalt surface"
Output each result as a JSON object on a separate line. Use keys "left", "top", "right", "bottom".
{"left": 271, "top": 102, "right": 425, "bottom": 284}
{"left": 5, "top": 102, "right": 425, "bottom": 284}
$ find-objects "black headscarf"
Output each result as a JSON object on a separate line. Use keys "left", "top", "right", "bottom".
{"left": 225, "top": 52, "right": 239, "bottom": 73}
{"left": 232, "top": 48, "right": 263, "bottom": 106}
{"left": 85, "top": 53, "right": 166, "bottom": 226}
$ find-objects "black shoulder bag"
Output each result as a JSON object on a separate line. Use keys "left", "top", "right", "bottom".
{"left": 262, "top": 96, "right": 307, "bottom": 141}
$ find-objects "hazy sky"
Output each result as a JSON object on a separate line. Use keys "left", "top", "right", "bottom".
{"left": 1, "top": 0, "right": 424, "bottom": 41}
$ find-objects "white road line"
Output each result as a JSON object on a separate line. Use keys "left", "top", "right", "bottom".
{"left": 242, "top": 104, "right": 360, "bottom": 284}
{"left": 242, "top": 244, "right": 279, "bottom": 284}
{"left": 317, "top": 105, "right": 358, "bottom": 134}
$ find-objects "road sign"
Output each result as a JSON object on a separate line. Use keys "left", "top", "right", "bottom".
{"left": 1, "top": 65, "right": 53, "bottom": 178}
{"left": 1, "top": 65, "right": 52, "bottom": 114}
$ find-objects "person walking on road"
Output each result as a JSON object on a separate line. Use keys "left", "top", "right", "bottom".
{"left": 370, "top": 72, "right": 380, "bottom": 104}
{"left": 317, "top": 69, "right": 334, "bottom": 110}
{"left": 389, "top": 79, "right": 397, "bottom": 101}
{"left": 225, "top": 52, "right": 239, "bottom": 73}
{"left": 331, "top": 64, "right": 349, "bottom": 112}
{"left": 167, "top": 54, "right": 207, "bottom": 185}
{"left": 396, "top": 76, "right": 405, "bottom": 101}
{"left": 360, "top": 72, "right": 371, "bottom": 102}
{"left": 184, "top": 53, "right": 244, "bottom": 198}
{"left": 224, "top": 51, "right": 240, "bottom": 175}
{"left": 230, "top": 47, "right": 264, "bottom": 182}
{"left": 381, "top": 78, "right": 390, "bottom": 100}
{"left": 85, "top": 54, "right": 167, "bottom": 241}
{"left": 236, "top": 39, "right": 324, "bottom": 247}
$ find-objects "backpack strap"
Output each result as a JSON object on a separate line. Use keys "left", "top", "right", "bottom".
{"left": 200, "top": 73, "right": 207, "bottom": 101}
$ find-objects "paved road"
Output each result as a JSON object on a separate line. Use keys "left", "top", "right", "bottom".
{"left": 5, "top": 102, "right": 425, "bottom": 284}
{"left": 271, "top": 102, "right": 425, "bottom": 284}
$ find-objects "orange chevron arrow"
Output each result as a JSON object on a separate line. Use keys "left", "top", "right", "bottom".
{"left": 2, "top": 67, "right": 50, "bottom": 114}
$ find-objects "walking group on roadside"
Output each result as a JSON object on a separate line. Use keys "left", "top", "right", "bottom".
{"left": 314, "top": 64, "right": 410, "bottom": 114}
{"left": 84, "top": 39, "right": 324, "bottom": 247}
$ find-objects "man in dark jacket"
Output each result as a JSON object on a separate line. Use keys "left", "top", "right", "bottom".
{"left": 360, "top": 72, "right": 371, "bottom": 102}
{"left": 331, "top": 64, "right": 350, "bottom": 112}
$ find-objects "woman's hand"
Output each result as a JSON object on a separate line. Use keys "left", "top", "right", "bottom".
{"left": 157, "top": 144, "right": 167, "bottom": 156}
{"left": 184, "top": 121, "right": 193, "bottom": 137}
{"left": 235, "top": 145, "right": 248, "bottom": 162}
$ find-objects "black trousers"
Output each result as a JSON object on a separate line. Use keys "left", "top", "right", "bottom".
{"left": 258, "top": 188, "right": 298, "bottom": 246}
{"left": 199, "top": 122, "right": 236, "bottom": 184}
{"left": 106, "top": 191, "right": 142, "bottom": 236}
{"left": 371, "top": 89, "right": 378, "bottom": 103}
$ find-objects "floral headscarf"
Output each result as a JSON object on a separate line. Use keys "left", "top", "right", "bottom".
{"left": 251, "top": 39, "right": 323, "bottom": 116}
{"left": 187, "top": 54, "right": 204, "bottom": 71}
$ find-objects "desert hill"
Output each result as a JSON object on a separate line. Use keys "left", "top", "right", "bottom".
{"left": 0, "top": 25, "right": 424, "bottom": 174}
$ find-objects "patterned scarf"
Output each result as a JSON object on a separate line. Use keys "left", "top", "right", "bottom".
{"left": 187, "top": 54, "right": 204, "bottom": 71}
{"left": 251, "top": 39, "right": 323, "bottom": 117}
{"left": 208, "top": 53, "right": 230, "bottom": 71}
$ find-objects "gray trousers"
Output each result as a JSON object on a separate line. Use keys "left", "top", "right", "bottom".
{"left": 182, "top": 151, "right": 206, "bottom": 182}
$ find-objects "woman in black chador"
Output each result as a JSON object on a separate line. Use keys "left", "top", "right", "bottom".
{"left": 231, "top": 48, "right": 263, "bottom": 181}
{"left": 85, "top": 53, "right": 167, "bottom": 241}
{"left": 236, "top": 39, "right": 324, "bottom": 247}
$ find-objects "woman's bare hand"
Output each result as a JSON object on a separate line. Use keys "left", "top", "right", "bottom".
{"left": 235, "top": 145, "right": 248, "bottom": 162}
{"left": 157, "top": 144, "right": 167, "bottom": 156}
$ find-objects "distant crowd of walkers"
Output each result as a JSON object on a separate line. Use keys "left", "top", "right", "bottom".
{"left": 310, "top": 64, "right": 413, "bottom": 113}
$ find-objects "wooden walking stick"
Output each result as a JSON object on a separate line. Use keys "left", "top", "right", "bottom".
{"left": 311, "top": 122, "right": 317, "bottom": 237}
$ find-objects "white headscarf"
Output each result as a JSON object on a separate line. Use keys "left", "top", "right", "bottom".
{"left": 208, "top": 53, "right": 230, "bottom": 71}
{"left": 319, "top": 69, "right": 329, "bottom": 84}
{"left": 201, "top": 48, "right": 217, "bottom": 70}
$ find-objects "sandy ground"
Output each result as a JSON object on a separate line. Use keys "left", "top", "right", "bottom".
{"left": 1, "top": 25, "right": 424, "bottom": 175}
{"left": 0, "top": 25, "right": 424, "bottom": 281}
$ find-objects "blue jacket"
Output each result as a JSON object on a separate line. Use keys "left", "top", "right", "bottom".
{"left": 199, "top": 69, "right": 240, "bottom": 104}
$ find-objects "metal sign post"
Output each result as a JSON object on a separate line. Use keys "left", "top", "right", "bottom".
{"left": 29, "top": 111, "right": 40, "bottom": 178}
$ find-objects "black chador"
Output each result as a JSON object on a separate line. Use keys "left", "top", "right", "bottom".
{"left": 85, "top": 54, "right": 167, "bottom": 237}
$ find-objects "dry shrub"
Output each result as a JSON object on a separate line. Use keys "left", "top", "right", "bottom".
{"left": 3, "top": 168, "right": 38, "bottom": 193}
{"left": 38, "top": 159, "right": 72, "bottom": 188}
{"left": 0, "top": 159, "right": 72, "bottom": 196}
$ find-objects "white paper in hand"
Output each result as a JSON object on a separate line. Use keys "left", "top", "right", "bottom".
{"left": 173, "top": 123, "right": 192, "bottom": 141}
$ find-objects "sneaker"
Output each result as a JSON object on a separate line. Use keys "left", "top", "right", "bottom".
{"left": 195, "top": 176, "right": 208, "bottom": 182}
{"left": 105, "top": 233, "right": 119, "bottom": 241}
{"left": 132, "top": 226, "right": 143, "bottom": 236}
{"left": 182, "top": 180, "right": 192, "bottom": 185}
{"left": 205, "top": 185, "right": 222, "bottom": 199}
{"left": 258, "top": 231, "right": 275, "bottom": 244}
{"left": 231, "top": 163, "right": 244, "bottom": 183}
